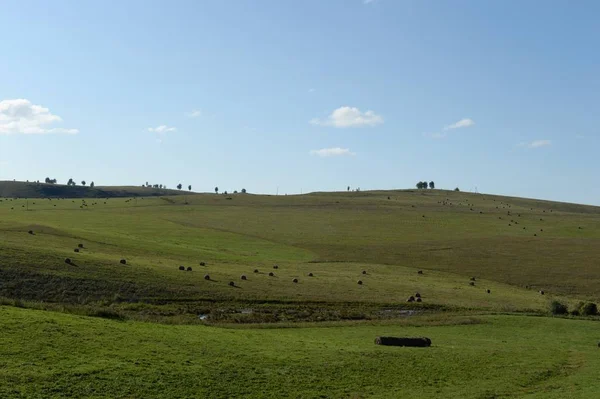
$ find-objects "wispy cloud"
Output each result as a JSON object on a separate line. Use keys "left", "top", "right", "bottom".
{"left": 148, "top": 125, "right": 177, "bottom": 134}
{"left": 310, "top": 147, "right": 356, "bottom": 157}
{"left": 444, "top": 118, "right": 475, "bottom": 130}
{"left": 517, "top": 140, "right": 551, "bottom": 148}
{"left": 310, "top": 106, "right": 383, "bottom": 128}
{"left": 0, "top": 99, "right": 78, "bottom": 135}
{"left": 187, "top": 110, "right": 202, "bottom": 118}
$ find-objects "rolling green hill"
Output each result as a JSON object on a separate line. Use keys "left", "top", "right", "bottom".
{"left": 0, "top": 180, "right": 188, "bottom": 198}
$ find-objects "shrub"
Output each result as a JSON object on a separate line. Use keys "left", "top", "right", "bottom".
{"left": 580, "top": 302, "right": 598, "bottom": 316}
{"left": 550, "top": 300, "right": 568, "bottom": 315}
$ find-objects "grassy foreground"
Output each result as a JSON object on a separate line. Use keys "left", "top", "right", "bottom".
{"left": 1, "top": 306, "right": 600, "bottom": 398}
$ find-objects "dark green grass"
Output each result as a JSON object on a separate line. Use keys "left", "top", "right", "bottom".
{"left": 1, "top": 306, "right": 600, "bottom": 398}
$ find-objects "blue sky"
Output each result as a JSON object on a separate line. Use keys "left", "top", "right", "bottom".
{"left": 0, "top": 0, "right": 598, "bottom": 204}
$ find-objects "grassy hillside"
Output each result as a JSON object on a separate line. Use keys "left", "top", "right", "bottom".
{"left": 2, "top": 306, "right": 600, "bottom": 398}
{"left": 1, "top": 188, "right": 598, "bottom": 321}
{"left": 0, "top": 180, "right": 187, "bottom": 198}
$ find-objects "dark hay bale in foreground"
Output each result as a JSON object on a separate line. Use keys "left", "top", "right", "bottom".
{"left": 308, "top": 272, "right": 314, "bottom": 277}
{"left": 292, "top": 278, "right": 298, "bottom": 283}
{"left": 228, "top": 281, "right": 235, "bottom": 287}
{"left": 77, "top": 243, "right": 84, "bottom": 248}
{"left": 415, "top": 292, "right": 421, "bottom": 298}
{"left": 416, "top": 297, "right": 422, "bottom": 302}
{"left": 65, "top": 258, "right": 71, "bottom": 264}
{"left": 204, "top": 274, "right": 210, "bottom": 280}
{"left": 120, "top": 259, "right": 127, "bottom": 265}
{"left": 539, "top": 290, "right": 545, "bottom": 295}
{"left": 417, "top": 270, "right": 423, "bottom": 275}
{"left": 273, "top": 265, "right": 279, "bottom": 269}
{"left": 486, "top": 289, "right": 491, "bottom": 294}
{"left": 362, "top": 270, "right": 367, "bottom": 275}
{"left": 357, "top": 280, "right": 363, "bottom": 285}
{"left": 407, "top": 296, "right": 415, "bottom": 302}
{"left": 253, "top": 269, "right": 259, "bottom": 273}
{"left": 375, "top": 337, "right": 431, "bottom": 347}
{"left": 74, "top": 248, "right": 80, "bottom": 253}
{"left": 469, "top": 281, "right": 475, "bottom": 286}
{"left": 199, "top": 262, "right": 206, "bottom": 266}
{"left": 241, "top": 275, "right": 247, "bottom": 280}
{"left": 187, "top": 267, "right": 192, "bottom": 271}
{"left": 470, "top": 277, "right": 476, "bottom": 281}
{"left": 179, "top": 266, "right": 185, "bottom": 271}
{"left": 269, "top": 272, "right": 275, "bottom": 277}
{"left": 28, "top": 230, "right": 34, "bottom": 235}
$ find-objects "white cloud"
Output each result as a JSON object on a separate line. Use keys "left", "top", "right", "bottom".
{"left": 0, "top": 99, "right": 78, "bottom": 135}
{"left": 444, "top": 118, "right": 475, "bottom": 130}
{"left": 148, "top": 125, "right": 177, "bottom": 134}
{"left": 310, "top": 106, "right": 383, "bottom": 128}
{"left": 310, "top": 147, "right": 356, "bottom": 157}
{"left": 187, "top": 110, "right": 202, "bottom": 118}
{"left": 528, "top": 139, "right": 551, "bottom": 148}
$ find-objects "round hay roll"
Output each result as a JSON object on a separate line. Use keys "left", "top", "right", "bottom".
{"left": 417, "top": 270, "right": 423, "bottom": 275}
{"left": 539, "top": 290, "right": 544, "bottom": 295}
{"left": 292, "top": 278, "right": 298, "bottom": 283}
{"left": 308, "top": 272, "right": 313, "bottom": 277}
{"left": 273, "top": 265, "right": 279, "bottom": 269}
{"left": 74, "top": 248, "right": 80, "bottom": 253}
{"left": 204, "top": 274, "right": 210, "bottom": 280}
{"left": 357, "top": 280, "right": 363, "bottom": 285}
{"left": 362, "top": 270, "right": 367, "bottom": 275}
{"left": 470, "top": 277, "right": 476, "bottom": 281}
{"left": 77, "top": 243, "right": 84, "bottom": 248}
{"left": 253, "top": 269, "right": 259, "bottom": 273}
{"left": 269, "top": 272, "right": 274, "bottom": 277}
{"left": 65, "top": 258, "right": 71, "bottom": 264}
{"left": 179, "top": 265, "right": 185, "bottom": 271}
{"left": 241, "top": 275, "right": 247, "bottom": 280}
{"left": 187, "top": 267, "right": 192, "bottom": 271}
{"left": 415, "top": 292, "right": 421, "bottom": 298}
{"left": 199, "top": 262, "right": 206, "bottom": 266}
{"left": 407, "top": 296, "right": 415, "bottom": 302}
{"left": 119, "top": 259, "right": 127, "bottom": 265}
{"left": 228, "top": 281, "right": 235, "bottom": 287}
{"left": 469, "top": 281, "right": 475, "bottom": 286}
{"left": 416, "top": 297, "right": 422, "bottom": 302}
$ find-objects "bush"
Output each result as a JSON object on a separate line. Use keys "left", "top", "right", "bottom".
{"left": 580, "top": 302, "right": 598, "bottom": 316}
{"left": 550, "top": 300, "right": 568, "bottom": 315}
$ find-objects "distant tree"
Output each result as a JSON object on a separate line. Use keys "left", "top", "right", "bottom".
{"left": 81, "top": 181, "right": 86, "bottom": 186}
{"left": 241, "top": 188, "right": 246, "bottom": 194}
{"left": 416, "top": 182, "right": 423, "bottom": 189}
{"left": 188, "top": 185, "right": 192, "bottom": 191}
{"left": 90, "top": 182, "right": 95, "bottom": 188}
{"left": 159, "top": 184, "right": 163, "bottom": 189}
{"left": 234, "top": 190, "right": 238, "bottom": 194}
{"left": 214, "top": 187, "right": 219, "bottom": 194}
{"left": 429, "top": 181, "right": 435, "bottom": 189}
{"left": 454, "top": 187, "right": 460, "bottom": 192}
{"left": 50, "top": 179, "right": 57, "bottom": 184}
{"left": 67, "top": 178, "right": 74, "bottom": 186}
{"left": 224, "top": 191, "right": 228, "bottom": 195}
{"left": 153, "top": 184, "right": 159, "bottom": 188}
{"left": 45, "top": 177, "right": 50, "bottom": 184}
{"left": 145, "top": 181, "right": 149, "bottom": 187}
{"left": 177, "top": 183, "right": 182, "bottom": 190}
{"left": 347, "top": 186, "right": 350, "bottom": 191}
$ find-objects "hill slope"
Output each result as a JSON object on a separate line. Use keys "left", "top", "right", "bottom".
{"left": 0, "top": 180, "right": 188, "bottom": 198}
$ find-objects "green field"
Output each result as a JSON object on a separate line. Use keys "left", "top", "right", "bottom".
{"left": 1, "top": 184, "right": 600, "bottom": 397}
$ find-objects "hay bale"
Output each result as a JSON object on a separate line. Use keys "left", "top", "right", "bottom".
{"left": 199, "top": 262, "right": 206, "bottom": 266}
{"left": 486, "top": 289, "right": 491, "bottom": 294}
{"left": 187, "top": 267, "right": 192, "bottom": 271}
{"left": 417, "top": 270, "right": 423, "bottom": 275}
{"left": 375, "top": 337, "right": 431, "bottom": 347}
{"left": 228, "top": 281, "right": 235, "bottom": 287}
{"left": 407, "top": 296, "right": 415, "bottom": 302}
{"left": 357, "top": 280, "right": 363, "bottom": 285}
{"left": 77, "top": 243, "right": 84, "bottom": 248}
{"left": 241, "top": 275, "right": 247, "bottom": 280}
{"left": 179, "top": 266, "right": 185, "bottom": 271}
{"left": 539, "top": 290, "right": 544, "bottom": 295}
{"left": 416, "top": 297, "right": 422, "bottom": 302}
{"left": 120, "top": 259, "right": 127, "bottom": 265}
{"left": 470, "top": 277, "right": 476, "bottom": 281}
{"left": 269, "top": 272, "right": 275, "bottom": 277}
{"left": 362, "top": 270, "right": 367, "bottom": 275}
{"left": 74, "top": 248, "right": 80, "bottom": 253}
{"left": 415, "top": 292, "right": 421, "bottom": 298}
{"left": 28, "top": 230, "right": 34, "bottom": 235}
{"left": 308, "top": 272, "right": 314, "bottom": 277}
{"left": 469, "top": 281, "right": 475, "bottom": 286}
{"left": 65, "top": 258, "right": 71, "bottom": 264}
{"left": 253, "top": 269, "right": 259, "bottom": 273}
{"left": 292, "top": 278, "right": 298, "bottom": 283}
{"left": 204, "top": 274, "right": 210, "bottom": 280}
